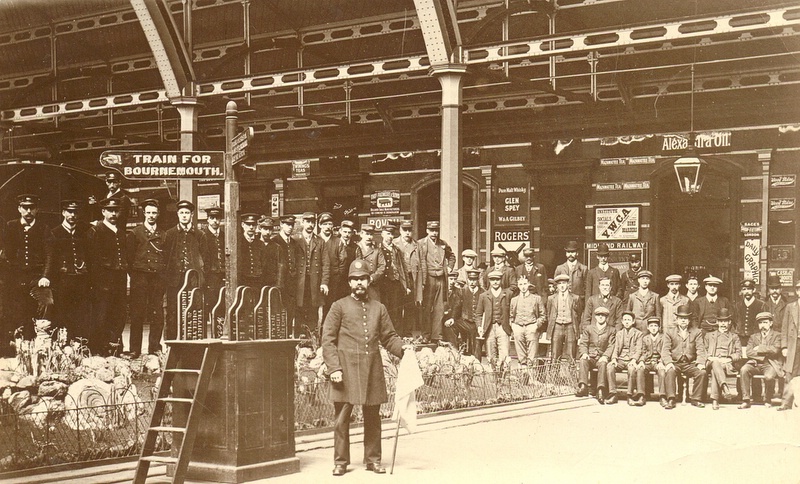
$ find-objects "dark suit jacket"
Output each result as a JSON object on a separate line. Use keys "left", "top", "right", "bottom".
{"left": 662, "top": 328, "right": 707, "bottom": 366}
{"left": 47, "top": 224, "right": 89, "bottom": 279}
{"left": 321, "top": 235, "right": 347, "bottom": 295}
{"left": 482, "top": 264, "right": 517, "bottom": 291}
{"left": 162, "top": 225, "right": 206, "bottom": 287}
{"left": 356, "top": 241, "right": 386, "bottom": 282}
{"left": 694, "top": 295, "right": 732, "bottom": 332}
{"left": 782, "top": 301, "right": 799, "bottom": 374}
{"left": 126, "top": 224, "right": 164, "bottom": 273}
{"left": 443, "top": 286, "right": 463, "bottom": 324}
{"left": 745, "top": 329, "right": 783, "bottom": 376}
{"left": 582, "top": 293, "right": 624, "bottom": 328}
{"left": 265, "top": 234, "right": 298, "bottom": 294}
{"left": 4, "top": 219, "right": 51, "bottom": 282}
{"left": 294, "top": 233, "right": 329, "bottom": 307}
{"left": 554, "top": 261, "right": 588, "bottom": 297}
{"left": 238, "top": 235, "right": 269, "bottom": 288}
{"left": 86, "top": 222, "right": 128, "bottom": 288}
{"left": 201, "top": 226, "right": 225, "bottom": 276}
{"left": 515, "top": 262, "right": 548, "bottom": 303}
{"left": 610, "top": 327, "right": 643, "bottom": 361}
{"left": 767, "top": 296, "right": 787, "bottom": 333}
{"left": 476, "top": 289, "right": 511, "bottom": 336}
{"left": 546, "top": 291, "right": 580, "bottom": 340}
{"left": 704, "top": 330, "right": 742, "bottom": 362}
{"left": 641, "top": 333, "right": 665, "bottom": 365}
{"left": 461, "top": 286, "right": 482, "bottom": 324}
{"left": 585, "top": 264, "right": 621, "bottom": 298}
{"left": 734, "top": 298, "right": 768, "bottom": 341}
{"left": 578, "top": 323, "right": 615, "bottom": 359}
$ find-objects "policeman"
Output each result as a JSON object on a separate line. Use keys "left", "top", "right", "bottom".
{"left": 86, "top": 198, "right": 128, "bottom": 354}
{"left": 3, "top": 194, "right": 51, "bottom": 345}
{"left": 126, "top": 198, "right": 165, "bottom": 356}
{"left": 239, "top": 213, "right": 268, "bottom": 288}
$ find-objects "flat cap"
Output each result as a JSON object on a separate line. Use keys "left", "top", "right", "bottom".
{"left": 487, "top": 269, "right": 503, "bottom": 280}
{"left": 448, "top": 269, "right": 459, "bottom": 277}
{"left": 17, "top": 194, "right": 39, "bottom": 206}
{"left": 621, "top": 310, "right": 636, "bottom": 319}
{"left": 637, "top": 270, "right": 653, "bottom": 279}
{"left": 348, "top": 259, "right": 371, "bottom": 278}
{"left": 400, "top": 220, "right": 413, "bottom": 229}
{"left": 141, "top": 198, "right": 159, "bottom": 209}
{"left": 703, "top": 276, "right": 723, "bottom": 285}
{"left": 553, "top": 274, "right": 570, "bottom": 283}
{"left": 176, "top": 199, "right": 195, "bottom": 211}
{"left": 426, "top": 221, "right": 440, "bottom": 230}
{"left": 665, "top": 274, "right": 682, "bottom": 283}
{"left": 462, "top": 249, "right": 478, "bottom": 258}
{"left": 647, "top": 316, "right": 661, "bottom": 326}
{"left": 756, "top": 311, "right": 773, "bottom": 322}
{"left": 466, "top": 268, "right": 482, "bottom": 278}
{"left": 593, "top": 306, "right": 610, "bottom": 316}
{"left": 318, "top": 212, "right": 334, "bottom": 224}
{"left": 490, "top": 248, "right": 506, "bottom": 257}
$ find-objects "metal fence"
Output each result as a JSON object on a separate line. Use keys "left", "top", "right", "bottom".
{"left": 0, "top": 361, "right": 577, "bottom": 473}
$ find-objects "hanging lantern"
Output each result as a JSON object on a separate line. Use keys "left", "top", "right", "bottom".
{"left": 673, "top": 145, "right": 706, "bottom": 195}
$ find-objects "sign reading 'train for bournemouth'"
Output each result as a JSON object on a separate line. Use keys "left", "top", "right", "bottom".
{"left": 100, "top": 150, "right": 225, "bottom": 180}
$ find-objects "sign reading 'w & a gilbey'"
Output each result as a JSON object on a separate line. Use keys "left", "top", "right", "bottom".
{"left": 100, "top": 151, "right": 225, "bottom": 180}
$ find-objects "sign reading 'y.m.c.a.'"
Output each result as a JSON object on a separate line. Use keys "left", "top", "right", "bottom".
{"left": 595, "top": 206, "right": 640, "bottom": 241}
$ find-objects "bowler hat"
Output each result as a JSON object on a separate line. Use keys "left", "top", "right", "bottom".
{"left": 241, "top": 213, "right": 259, "bottom": 224}
{"left": 755, "top": 311, "right": 773, "bottom": 322}
{"left": 487, "top": 270, "right": 503, "bottom": 280}
{"left": 740, "top": 278, "right": 756, "bottom": 288}
{"left": 564, "top": 240, "right": 579, "bottom": 251}
{"left": 717, "top": 308, "right": 733, "bottom": 321}
{"left": 141, "top": 198, "right": 159, "bottom": 209}
{"left": 318, "top": 212, "right": 334, "bottom": 224}
{"left": 597, "top": 243, "right": 610, "bottom": 256}
{"left": 675, "top": 304, "right": 693, "bottom": 317}
{"left": 17, "top": 194, "right": 39, "bottom": 206}
{"left": 348, "top": 259, "right": 371, "bottom": 278}
{"left": 766, "top": 274, "right": 782, "bottom": 288}
{"left": 553, "top": 274, "right": 570, "bottom": 283}
{"left": 101, "top": 198, "right": 122, "bottom": 210}
{"left": 426, "top": 221, "right": 440, "bottom": 230}
{"left": 176, "top": 200, "right": 195, "bottom": 211}
{"left": 60, "top": 200, "right": 81, "bottom": 211}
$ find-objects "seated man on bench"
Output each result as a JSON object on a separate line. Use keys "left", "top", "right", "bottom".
{"left": 576, "top": 306, "right": 615, "bottom": 404}
{"left": 607, "top": 311, "right": 644, "bottom": 405}
{"left": 739, "top": 311, "right": 782, "bottom": 409}
{"left": 704, "top": 308, "right": 742, "bottom": 410}
{"left": 637, "top": 316, "right": 668, "bottom": 407}
{"left": 662, "top": 304, "right": 708, "bottom": 409}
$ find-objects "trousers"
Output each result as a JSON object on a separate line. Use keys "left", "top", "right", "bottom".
{"left": 333, "top": 402, "right": 381, "bottom": 466}
{"left": 551, "top": 323, "right": 576, "bottom": 361}
{"left": 485, "top": 323, "right": 510, "bottom": 367}
{"left": 579, "top": 356, "right": 608, "bottom": 389}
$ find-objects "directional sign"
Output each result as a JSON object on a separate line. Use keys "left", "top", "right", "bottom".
{"left": 230, "top": 126, "right": 254, "bottom": 166}
{"left": 100, "top": 150, "right": 224, "bottom": 180}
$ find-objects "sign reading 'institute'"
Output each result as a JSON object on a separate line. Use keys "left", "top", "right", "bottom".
{"left": 100, "top": 150, "right": 225, "bottom": 180}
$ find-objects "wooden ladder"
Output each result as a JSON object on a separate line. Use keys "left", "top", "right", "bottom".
{"left": 134, "top": 340, "right": 223, "bottom": 484}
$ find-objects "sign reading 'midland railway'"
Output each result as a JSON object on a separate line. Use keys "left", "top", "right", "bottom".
{"left": 100, "top": 150, "right": 225, "bottom": 180}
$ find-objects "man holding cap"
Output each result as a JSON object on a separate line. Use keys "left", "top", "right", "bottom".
{"left": 586, "top": 243, "right": 620, "bottom": 298}
{"left": 626, "top": 270, "right": 660, "bottom": 332}
{"left": 779, "top": 279, "right": 800, "bottom": 410}
{"left": 378, "top": 224, "right": 410, "bottom": 335}
{"left": 163, "top": 200, "right": 206, "bottom": 341}
{"left": 126, "top": 198, "right": 165, "bottom": 356}
{"left": 202, "top": 206, "right": 225, "bottom": 320}
{"left": 735, "top": 278, "right": 767, "bottom": 345}
{"left": 239, "top": 213, "right": 269, "bottom": 289}
{"left": 704, "top": 308, "right": 741, "bottom": 409}
{"left": 3, "top": 194, "right": 51, "bottom": 345}
{"left": 294, "top": 212, "right": 329, "bottom": 337}
{"left": 554, "top": 240, "right": 587, "bottom": 315}
{"left": 483, "top": 247, "right": 516, "bottom": 291}
{"left": 321, "top": 259, "right": 413, "bottom": 476}
{"left": 547, "top": 273, "right": 580, "bottom": 360}
{"left": 739, "top": 312, "right": 782, "bottom": 408}
{"left": 516, "top": 247, "right": 548, "bottom": 303}
{"left": 87, "top": 198, "right": 129, "bottom": 354}
{"left": 695, "top": 275, "right": 731, "bottom": 333}
{"left": 265, "top": 215, "right": 299, "bottom": 333}
{"left": 660, "top": 274, "right": 689, "bottom": 333}
{"left": 619, "top": 253, "right": 643, "bottom": 302}
{"left": 418, "top": 221, "right": 455, "bottom": 344}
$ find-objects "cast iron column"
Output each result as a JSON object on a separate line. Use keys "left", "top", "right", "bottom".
{"left": 174, "top": 97, "right": 198, "bottom": 203}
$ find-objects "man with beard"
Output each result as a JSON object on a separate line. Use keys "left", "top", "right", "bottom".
{"left": 393, "top": 220, "right": 421, "bottom": 336}
{"left": 47, "top": 200, "right": 89, "bottom": 342}
{"left": 294, "top": 212, "right": 329, "bottom": 337}
{"left": 321, "top": 259, "right": 412, "bottom": 476}
{"left": 86, "top": 198, "right": 128, "bottom": 354}
{"left": 356, "top": 224, "right": 385, "bottom": 301}
{"left": 377, "top": 224, "right": 410, "bottom": 335}
{"left": 238, "top": 213, "right": 268, "bottom": 289}
{"left": 418, "top": 221, "right": 455, "bottom": 344}
{"left": 735, "top": 278, "right": 767, "bottom": 346}
{"left": 554, "top": 240, "right": 587, "bottom": 315}
{"left": 3, "top": 194, "right": 51, "bottom": 347}
{"left": 202, "top": 206, "right": 225, "bottom": 321}
{"left": 695, "top": 276, "right": 731, "bottom": 334}
{"left": 318, "top": 212, "right": 345, "bottom": 321}
{"left": 739, "top": 312, "right": 782, "bottom": 408}
{"left": 163, "top": 200, "right": 206, "bottom": 341}
{"left": 126, "top": 198, "right": 165, "bottom": 356}
{"left": 586, "top": 243, "right": 620, "bottom": 298}
{"left": 582, "top": 277, "right": 623, "bottom": 329}
{"left": 265, "top": 215, "right": 299, "bottom": 335}
{"left": 334, "top": 220, "right": 358, "bottom": 301}
{"left": 619, "top": 253, "right": 643, "bottom": 303}
{"left": 660, "top": 274, "right": 689, "bottom": 333}
{"left": 765, "top": 274, "right": 787, "bottom": 333}
{"left": 515, "top": 247, "right": 548, "bottom": 304}
{"left": 661, "top": 304, "right": 708, "bottom": 409}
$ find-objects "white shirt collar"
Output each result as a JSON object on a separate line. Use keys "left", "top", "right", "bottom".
{"left": 61, "top": 220, "right": 75, "bottom": 233}
{"left": 20, "top": 218, "right": 35, "bottom": 228}
{"left": 144, "top": 221, "right": 157, "bottom": 232}
{"left": 103, "top": 219, "right": 118, "bottom": 233}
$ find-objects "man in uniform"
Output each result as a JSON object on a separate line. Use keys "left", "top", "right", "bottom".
{"left": 460, "top": 268, "right": 482, "bottom": 358}
{"left": 321, "top": 259, "right": 412, "bottom": 476}
{"left": 94, "top": 172, "right": 132, "bottom": 229}
{"left": 627, "top": 270, "right": 660, "bottom": 332}
{"left": 582, "top": 276, "right": 623, "bottom": 329}
{"left": 619, "top": 253, "right": 642, "bottom": 302}
{"left": 162, "top": 200, "right": 206, "bottom": 341}
{"left": 586, "top": 243, "right": 620, "bottom": 298}
{"left": 126, "top": 198, "right": 165, "bottom": 356}
{"left": 765, "top": 274, "right": 788, "bottom": 333}
{"left": 660, "top": 274, "right": 689, "bottom": 333}
{"left": 554, "top": 240, "right": 587, "bottom": 315}
{"left": 294, "top": 212, "right": 329, "bottom": 337}
{"left": 87, "top": 198, "right": 128, "bottom": 354}
{"left": 483, "top": 247, "right": 517, "bottom": 290}
{"left": 47, "top": 200, "right": 89, "bottom": 341}
{"left": 704, "top": 308, "right": 741, "bottom": 410}
{"left": 735, "top": 278, "right": 767, "bottom": 346}
{"left": 476, "top": 269, "right": 511, "bottom": 368}
{"left": 393, "top": 220, "right": 421, "bottom": 336}
{"left": 576, "top": 306, "right": 615, "bottom": 403}
{"left": 239, "top": 213, "right": 269, "bottom": 289}
{"left": 546, "top": 273, "right": 580, "bottom": 361}
{"left": 265, "top": 215, "right": 299, "bottom": 335}
{"left": 202, "top": 206, "right": 225, "bottom": 322}
{"left": 515, "top": 247, "right": 548, "bottom": 304}
{"left": 661, "top": 304, "right": 707, "bottom": 409}
{"left": 456, "top": 248, "right": 483, "bottom": 289}
{"left": 739, "top": 312, "right": 782, "bottom": 408}
{"left": 356, "top": 224, "right": 385, "bottom": 301}
{"left": 3, "top": 194, "right": 51, "bottom": 346}
{"left": 258, "top": 215, "right": 274, "bottom": 247}
{"left": 377, "top": 224, "right": 410, "bottom": 335}
{"left": 334, "top": 220, "right": 358, "bottom": 301}
{"left": 779, "top": 279, "right": 800, "bottom": 410}
{"left": 318, "top": 212, "right": 344, "bottom": 321}
{"left": 695, "top": 276, "right": 731, "bottom": 334}
{"left": 418, "top": 220, "right": 455, "bottom": 344}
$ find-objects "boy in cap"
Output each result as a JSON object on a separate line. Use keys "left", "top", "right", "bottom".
{"left": 554, "top": 240, "right": 587, "bottom": 314}
{"left": 516, "top": 247, "right": 548, "bottom": 304}
{"left": 86, "top": 198, "right": 129, "bottom": 354}
{"left": 126, "top": 198, "right": 165, "bottom": 356}
{"left": 582, "top": 276, "right": 623, "bottom": 330}
{"left": 294, "top": 212, "right": 330, "bottom": 337}
{"left": 704, "top": 308, "right": 741, "bottom": 409}
{"left": 460, "top": 268, "right": 482, "bottom": 357}
{"left": 476, "top": 269, "right": 511, "bottom": 368}
{"left": 546, "top": 273, "right": 580, "bottom": 360}
{"left": 576, "top": 306, "right": 615, "bottom": 403}
{"left": 586, "top": 243, "right": 620, "bottom": 298}
{"left": 619, "top": 253, "right": 642, "bottom": 302}
{"left": 265, "top": 215, "right": 299, "bottom": 333}
{"left": 735, "top": 278, "right": 767, "bottom": 345}
{"left": 3, "top": 194, "right": 51, "bottom": 346}
{"left": 779, "top": 279, "right": 800, "bottom": 410}
{"left": 606, "top": 311, "right": 643, "bottom": 405}
{"left": 418, "top": 221, "right": 455, "bottom": 344}
{"left": 626, "top": 270, "right": 660, "bottom": 332}
{"left": 695, "top": 276, "right": 731, "bottom": 334}
{"left": 202, "top": 206, "right": 225, "bottom": 320}
{"left": 660, "top": 274, "right": 689, "bottom": 333}
{"left": 510, "top": 275, "right": 546, "bottom": 367}
{"left": 163, "top": 200, "right": 206, "bottom": 340}
{"left": 739, "top": 312, "right": 782, "bottom": 408}
{"left": 443, "top": 270, "right": 467, "bottom": 350}
{"left": 483, "top": 247, "right": 517, "bottom": 291}
{"left": 661, "top": 304, "right": 707, "bottom": 409}
{"left": 637, "top": 316, "right": 668, "bottom": 407}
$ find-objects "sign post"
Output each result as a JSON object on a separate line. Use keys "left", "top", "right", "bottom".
{"left": 223, "top": 101, "right": 241, "bottom": 340}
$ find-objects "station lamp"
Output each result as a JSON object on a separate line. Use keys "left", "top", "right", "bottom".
{"left": 673, "top": 64, "right": 706, "bottom": 195}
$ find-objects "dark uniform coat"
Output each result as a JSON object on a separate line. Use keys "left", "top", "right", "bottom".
{"left": 321, "top": 295, "right": 404, "bottom": 405}
{"left": 394, "top": 237, "right": 422, "bottom": 301}
{"left": 585, "top": 264, "right": 621, "bottom": 298}
{"left": 356, "top": 241, "right": 386, "bottom": 282}
{"left": 265, "top": 233, "right": 298, "bottom": 291}
{"left": 482, "top": 264, "right": 516, "bottom": 291}
{"left": 734, "top": 297, "right": 768, "bottom": 342}
{"left": 162, "top": 225, "right": 206, "bottom": 287}
{"left": 782, "top": 300, "right": 800, "bottom": 375}
{"left": 47, "top": 223, "right": 90, "bottom": 337}
{"left": 619, "top": 268, "right": 640, "bottom": 302}
{"left": 694, "top": 295, "right": 732, "bottom": 333}
{"left": 578, "top": 323, "right": 615, "bottom": 359}
{"left": 582, "top": 293, "right": 623, "bottom": 329}
{"left": 767, "top": 295, "right": 788, "bottom": 333}
{"left": 294, "top": 233, "right": 329, "bottom": 307}
{"left": 554, "top": 260, "right": 587, "bottom": 298}
{"left": 238, "top": 235, "right": 269, "bottom": 288}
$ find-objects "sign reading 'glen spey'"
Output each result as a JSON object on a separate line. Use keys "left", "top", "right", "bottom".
{"left": 100, "top": 151, "right": 225, "bottom": 180}
{"left": 494, "top": 184, "right": 529, "bottom": 225}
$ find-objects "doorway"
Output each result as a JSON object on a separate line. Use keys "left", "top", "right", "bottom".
{"left": 413, "top": 178, "right": 477, "bottom": 251}
{"left": 538, "top": 184, "right": 587, "bottom": 274}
